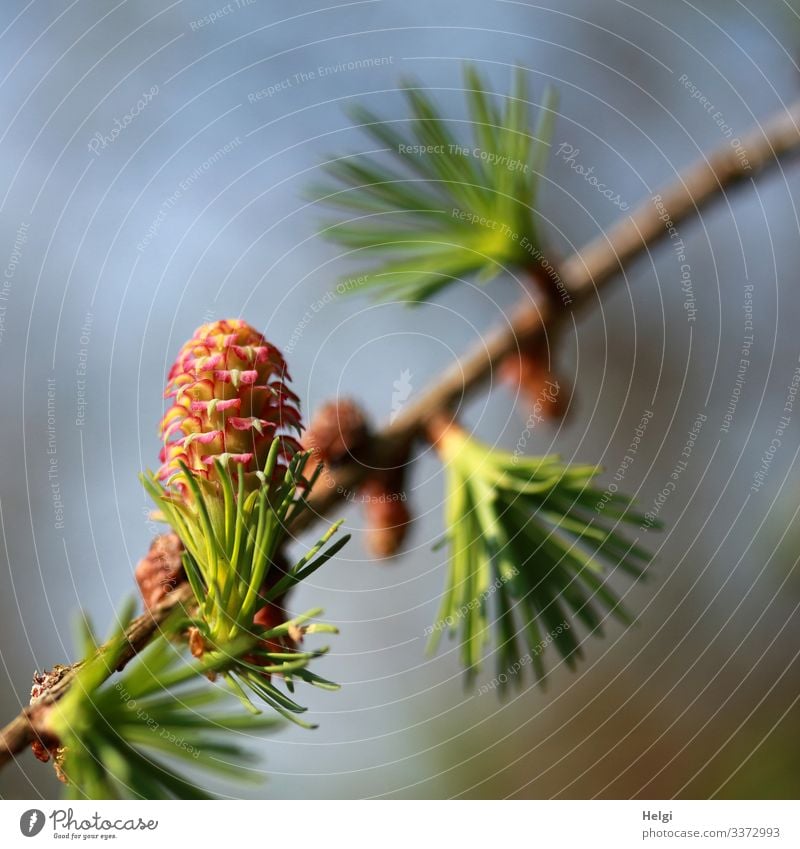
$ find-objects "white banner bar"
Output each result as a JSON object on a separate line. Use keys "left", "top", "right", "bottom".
{"left": 0, "top": 799, "right": 797, "bottom": 847}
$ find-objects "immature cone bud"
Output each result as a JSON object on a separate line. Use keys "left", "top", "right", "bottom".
{"left": 500, "top": 340, "right": 569, "bottom": 422}
{"left": 134, "top": 532, "right": 185, "bottom": 609}
{"left": 302, "top": 398, "right": 370, "bottom": 467}
{"left": 361, "top": 473, "right": 411, "bottom": 559}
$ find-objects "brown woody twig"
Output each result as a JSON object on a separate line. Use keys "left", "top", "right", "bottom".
{"left": 0, "top": 585, "right": 195, "bottom": 770}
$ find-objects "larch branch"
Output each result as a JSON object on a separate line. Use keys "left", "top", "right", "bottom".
{"left": 2, "top": 98, "right": 799, "bottom": 771}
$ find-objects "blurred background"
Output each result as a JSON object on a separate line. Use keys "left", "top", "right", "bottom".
{"left": 1, "top": 0, "right": 799, "bottom": 800}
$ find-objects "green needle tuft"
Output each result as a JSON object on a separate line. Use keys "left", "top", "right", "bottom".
{"left": 314, "top": 64, "right": 558, "bottom": 303}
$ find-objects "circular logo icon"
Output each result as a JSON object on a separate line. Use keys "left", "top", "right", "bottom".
{"left": 19, "top": 810, "right": 45, "bottom": 837}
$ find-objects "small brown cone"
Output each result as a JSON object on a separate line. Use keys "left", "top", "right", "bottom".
{"left": 500, "top": 339, "right": 570, "bottom": 422}
{"left": 254, "top": 600, "right": 298, "bottom": 651}
{"left": 188, "top": 627, "right": 206, "bottom": 660}
{"left": 361, "top": 474, "right": 411, "bottom": 559}
{"left": 31, "top": 739, "right": 52, "bottom": 764}
{"left": 135, "top": 532, "right": 185, "bottom": 609}
{"left": 302, "top": 398, "right": 370, "bottom": 468}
